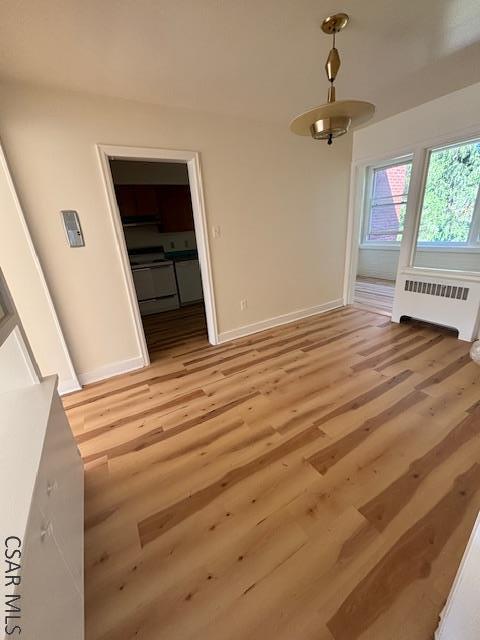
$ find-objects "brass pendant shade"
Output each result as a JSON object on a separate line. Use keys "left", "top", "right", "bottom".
{"left": 290, "top": 13, "right": 375, "bottom": 145}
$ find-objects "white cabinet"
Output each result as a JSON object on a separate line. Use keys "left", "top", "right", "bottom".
{"left": 175, "top": 259, "right": 203, "bottom": 304}
{"left": 435, "top": 513, "right": 480, "bottom": 640}
{"left": 20, "top": 502, "right": 83, "bottom": 640}
{"left": 35, "top": 392, "right": 84, "bottom": 590}
{"left": 1, "top": 378, "right": 85, "bottom": 640}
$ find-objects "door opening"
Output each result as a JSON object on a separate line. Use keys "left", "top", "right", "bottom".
{"left": 352, "top": 157, "right": 412, "bottom": 316}
{"left": 111, "top": 158, "right": 208, "bottom": 358}
{"left": 97, "top": 145, "right": 218, "bottom": 369}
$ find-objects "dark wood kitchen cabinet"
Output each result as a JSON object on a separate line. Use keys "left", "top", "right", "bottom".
{"left": 158, "top": 185, "right": 194, "bottom": 232}
{"left": 115, "top": 184, "right": 194, "bottom": 231}
{"left": 115, "top": 185, "right": 138, "bottom": 217}
{"left": 135, "top": 185, "right": 159, "bottom": 215}
{"left": 115, "top": 185, "right": 160, "bottom": 218}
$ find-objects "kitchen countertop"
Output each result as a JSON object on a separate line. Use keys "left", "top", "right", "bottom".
{"left": 130, "top": 260, "right": 173, "bottom": 269}
{"left": 164, "top": 250, "right": 198, "bottom": 262}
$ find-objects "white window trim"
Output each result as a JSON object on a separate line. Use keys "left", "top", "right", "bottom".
{"left": 361, "top": 156, "right": 413, "bottom": 246}
{"left": 361, "top": 139, "right": 480, "bottom": 250}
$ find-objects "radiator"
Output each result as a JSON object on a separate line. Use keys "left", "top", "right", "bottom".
{"left": 392, "top": 273, "right": 480, "bottom": 341}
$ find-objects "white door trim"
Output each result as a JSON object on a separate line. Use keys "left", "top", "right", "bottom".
{"left": 96, "top": 144, "right": 219, "bottom": 368}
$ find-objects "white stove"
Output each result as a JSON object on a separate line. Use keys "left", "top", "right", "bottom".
{"left": 128, "top": 250, "right": 179, "bottom": 315}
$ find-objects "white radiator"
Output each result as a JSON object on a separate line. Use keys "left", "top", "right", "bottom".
{"left": 392, "top": 273, "right": 480, "bottom": 341}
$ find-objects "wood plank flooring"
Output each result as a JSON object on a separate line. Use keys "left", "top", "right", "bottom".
{"left": 142, "top": 303, "right": 207, "bottom": 354}
{"left": 354, "top": 277, "right": 395, "bottom": 314}
{"left": 63, "top": 306, "right": 480, "bottom": 640}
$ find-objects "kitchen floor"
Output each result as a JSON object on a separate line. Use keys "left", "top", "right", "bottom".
{"left": 142, "top": 303, "right": 207, "bottom": 355}
{"left": 64, "top": 306, "right": 480, "bottom": 640}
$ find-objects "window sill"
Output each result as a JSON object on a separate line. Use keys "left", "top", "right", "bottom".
{"left": 359, "top": 243, "right": 400, "bottom": 251}
{"left": 415, "top": 245, "right": 480, "bottom": 253}
{"left": 360, "top": 244, "right": 480, "bottom": 254}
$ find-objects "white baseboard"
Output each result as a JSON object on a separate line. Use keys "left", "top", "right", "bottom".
{"left": 77, "top": 355, "right": 145, "bottom": 386}
{"left": 217, "top": 298, "right": 344, "bottom": 343}
{"left": 57, "top": 377, "right": 82, "bottom": 396}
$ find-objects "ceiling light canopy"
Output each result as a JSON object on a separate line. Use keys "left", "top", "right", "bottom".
{"left": 290, "top": 13, "right": 375, "bottom": 145}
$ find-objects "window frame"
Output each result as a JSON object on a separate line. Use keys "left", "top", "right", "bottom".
{"left": 413, "top": 137, "right": 480, "bottom": 250}
{"left": 361, "top": 155, "right": 413, "bottom": 248}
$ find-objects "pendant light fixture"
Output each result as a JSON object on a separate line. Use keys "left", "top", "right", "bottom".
{"left": 290, "top": 13, "right": 375, "bottom": 145}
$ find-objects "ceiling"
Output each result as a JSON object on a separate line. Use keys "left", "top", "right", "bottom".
{"left": 1, "top": 0, "right": 480, "bottom": 125}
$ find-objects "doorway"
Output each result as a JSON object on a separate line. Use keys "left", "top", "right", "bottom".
{"left": 97, "top": 145, "right": 218, "bottom": 367}
{"left": 351, "top": 157, "right": 412, "bottom": 315}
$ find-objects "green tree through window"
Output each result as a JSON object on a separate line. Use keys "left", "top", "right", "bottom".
{"left": 418, "top": 140, "right": 480, "bottom": 243}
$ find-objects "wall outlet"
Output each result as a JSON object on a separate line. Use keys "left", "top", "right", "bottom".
{"left": 184, "top": 240, "right": 189, "bottom": 247}
{"left": 212, "top": 225, "right": 221, "bottom": 238}
{"left": 240, "top": 299, "right": 248, "bottom": 311}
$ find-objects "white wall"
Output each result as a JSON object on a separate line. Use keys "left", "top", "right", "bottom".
{"left": 0, "top": 81, "right": 351, "bottom": 380}
{"left": 353, "top": 82, "right": 480, "bottom": 164}
{"left": 357, "top": 247, "right": 399, "bottom": 280}
{"left": 0, "top": 142, "right": 78, "bottom": 393}
{"left": 358, "top": 247, "right": 480, "bottom": 280}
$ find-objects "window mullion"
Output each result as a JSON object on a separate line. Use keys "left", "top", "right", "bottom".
{"left": 468, "top": 184, "right": 480, "bottom": 244}
{"left": 362, "top": 168, "right": 374, "bottom": 243}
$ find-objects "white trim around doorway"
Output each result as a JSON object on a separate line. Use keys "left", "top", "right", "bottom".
{"left": 96, "top": 144, "right": 219, "bottom": 371}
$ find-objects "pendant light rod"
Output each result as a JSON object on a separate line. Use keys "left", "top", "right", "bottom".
{"left": 323, "top": 13, "right": 348, "bottom": 104}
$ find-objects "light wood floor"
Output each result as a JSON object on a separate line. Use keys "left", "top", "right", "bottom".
{"left": 142, "top": 303, "right": 207, "bottom": 354}
{"left": 63, "top": 306, "right": 480, "bottom": 640}
{"left": 354, "top": 277, "right": 395, "bottom": 314}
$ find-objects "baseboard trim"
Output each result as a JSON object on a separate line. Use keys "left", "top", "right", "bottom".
{"left": 217, "top": 298, "right": 344, "bottom": 343}
{"left": 57, "top": 377, "right": 82, "bottom": 396}
{"left": 77, "top": 355, "right": 145, "bottom": 386}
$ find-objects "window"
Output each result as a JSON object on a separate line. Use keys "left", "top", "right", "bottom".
{"left": 363, "top": 159, "right": 412, "bottom": 244}
{"left": 416, "top": 139, "right": 480, "bottom": 246}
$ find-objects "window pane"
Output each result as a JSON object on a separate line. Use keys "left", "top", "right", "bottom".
{"left": 366, "top": 162, "right": 411, "bottom": 242}
{"left": 417, "top": 140, "right": 480, "bottom": 243}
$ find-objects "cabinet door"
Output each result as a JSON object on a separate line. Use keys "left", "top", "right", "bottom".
{"left": 132, "top": 268, "right": 155, "bottom": 301}
{"left": 150, "top": 264, "right": 177, "bottom": 297}
{"left": 157, "top": 185, "right": 194, "bottom": 232}
{"left": 115, "top": 185, "right": 137, "bottom": 218}
{"left": 34, "top": 393, "right": 84, "bottom": 591}
{"left": 134, "top": 185, "right": 159, "bottom": 216}
{"left": 175, "top": 260, "right": 203, "bottom": 303}
{"left": 21, "top": 505, "right": 84, "bottom": 640}
{"left": 176, "top": 186, "right": 195, "bottom": 231}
